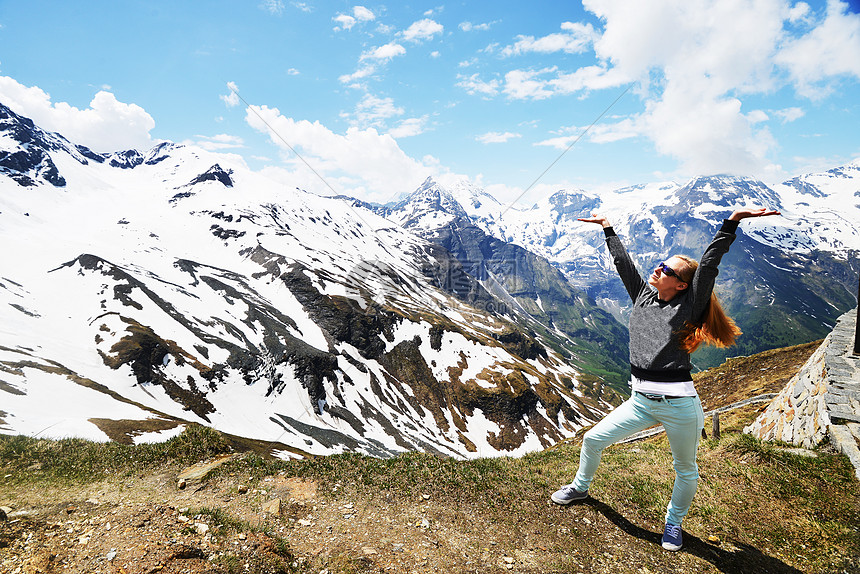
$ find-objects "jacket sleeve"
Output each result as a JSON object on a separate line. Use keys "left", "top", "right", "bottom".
{"left": 604, "top": 227, "right": 649, "bottom": 303}
{"left": 689, "top": 219, "right": 738, "bottom": 321}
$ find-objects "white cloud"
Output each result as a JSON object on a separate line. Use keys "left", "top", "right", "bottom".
{"left": 341, "top": 94, "right": 427, "bottom": 138}
{"left": 482, "top": 182, "right": 531, "bottom": 207}
{"left": 401, "top": 18, "right": 443, "bottom": 42}
{"left": 244, "top": 104, "right": 431, "bottom": 202}
{"left": 339, "top": 65, "right": 376, "bottom": 85}
{"left": 333, "top": 14, "right": 357, "bottom": 30}
{"left": 501, "top": 22, "right": 598, "bottom": 56}
{"left": 0, "top": 76, "right": 154, "bottom": 152}
{"left": 503, "top": 68, "right": 558, "bottom": 100}
{"left": 349, "top": 94, "right": 404, "bottom": 129}
{"left": 456, "top": 73, "right": 501, "bottom": 97}
{"left": 775, "top": 106, "right": 805, "bottom": 123}
{"left": 747, "top": 109, "right": 770, "bottom": 124}
{"left": 534, "top": 135, "right": 574, "bottom": 150}
{"left": 333, "top": 6, "right": 375, "bottom": 31}
{"left": 557, "top": 0, "right": 860, "bottom": 179}
{"left": 191, "top": 133, "right": 245, "bottom": 151}
{"left": 534, "top": 121, "right": 613, "bottom": 149}
{"left": 483, "top": 64, "right": 628, "bottom": 101}
{"left": 221, "top": 81, "right": 241, "bottom": 107}
{"left": 788, "top": 2, "right": 812, "bottom": 24}
{"left": 341, "top": 42, "right": 406, "bottom": 87}
{"left": 476, "top": 131, "right": 521, "bottom": 144}
{"left": 389, "top": 116, "right": 428, "bottom": 138}
{"left": 586, "top": 117, "right": 640, "bottom": 144}
{"left": 550, "top": 65, "right": 629, "bottom": 93}
{"left": 376, "top": 23, "right": 395, "bottom": 34}
{"left": 353, "top": 6, "right": 375, "bottom": 22}
{"left": 260, "top": 0, "right": 285, "bottom": 15}
{"left": 642, "top": 84, "right": 776, "bottom": 177}
{"left": 459, "top": 21, "right": 496, "bottom": 32}
{"left": 776, "top": 0, "right": 860, "bottom": 98}
{"left": 361, "top": 42, "right": 407, "bottom": 62}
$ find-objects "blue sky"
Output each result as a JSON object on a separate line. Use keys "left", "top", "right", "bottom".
{"left": 1, "top": 0, "right": 859, "bottom": 205}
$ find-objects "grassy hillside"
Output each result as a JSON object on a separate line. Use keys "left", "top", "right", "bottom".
{"left": 1, "top": 341, "right": 858, "bottom": 574}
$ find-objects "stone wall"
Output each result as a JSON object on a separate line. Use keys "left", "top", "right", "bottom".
{"left": 744, "top": 309, "right": 860, "bottom": 479}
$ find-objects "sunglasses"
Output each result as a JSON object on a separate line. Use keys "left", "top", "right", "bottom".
{"left": 657, "top": 262, "right": 681, "bottom": 279}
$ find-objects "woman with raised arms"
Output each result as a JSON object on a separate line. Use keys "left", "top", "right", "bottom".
{"left": 551, "top": 207, "right": 780, "bottom": 551}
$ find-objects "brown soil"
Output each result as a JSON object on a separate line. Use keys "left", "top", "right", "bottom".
{"left": 693, "top": 340, "right": 821, "bottom": 411}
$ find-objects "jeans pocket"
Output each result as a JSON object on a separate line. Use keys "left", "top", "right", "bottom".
{"left": 664, "top": 397, "right": 704, "bottom": 428}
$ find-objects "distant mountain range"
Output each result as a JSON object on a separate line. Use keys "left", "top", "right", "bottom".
{"left": 381, "top": 170, "right": 860, "bottom": 372}
{"left": 1, "top": 101, "right": 857, "bottom": 458}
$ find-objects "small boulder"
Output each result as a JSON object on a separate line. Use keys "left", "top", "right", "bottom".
{"left": 261, "top": 498, "right": 281, "bottom": 515}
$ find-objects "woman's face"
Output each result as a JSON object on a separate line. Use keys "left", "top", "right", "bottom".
{"left": 648, "top": 256, "right": 689, "bottom": 290}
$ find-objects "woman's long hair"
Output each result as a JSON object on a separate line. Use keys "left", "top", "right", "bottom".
{"left": 674, "top": 255, "right": 742, "bottom": 353}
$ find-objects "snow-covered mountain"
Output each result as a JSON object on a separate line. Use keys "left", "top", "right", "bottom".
{"left": 0, "top": 103, "right": 613, "bottom": 458}
{"left": 428, "top": 171, "right": 860, "bottom": 370}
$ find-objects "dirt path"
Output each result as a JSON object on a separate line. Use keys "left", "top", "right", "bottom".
{"left": 0, "top": 460, "right": 752, "bottom": 574}
{"left": 2, "top": 463, "right": 565, "bottom": 574}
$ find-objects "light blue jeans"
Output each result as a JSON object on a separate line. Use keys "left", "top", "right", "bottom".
{"left": 571, "top": 392, "right": 705, "bottom": 526}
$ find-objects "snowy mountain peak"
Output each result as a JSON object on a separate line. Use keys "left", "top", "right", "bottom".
{"left": 678, "top": 175, "right": 782, "bottom": 208}
{"left": 144, "top": 141, "right": 181, "bottom": 166}
{"left": 0, "top": 102, "right": 79, "bottom": 187}
{"left": 0, "top": 102, "right": 62, "bottom": 151}
{"left": 107, "top": 149, "right": 145, "bottom": 169}
{"left": 0, "top": 102, "right": 192, "bottom": 189}
{"left": 540, "top": 189, "right": 602, "bottom": 220}
{"left": 387, "top": 176, "right": 469, "bottom": 229}
{"left": 444, "top": 178, "right": 503, "bottom": 215}
{"left": 186, "top": 164, "right": 234, "bottom": 188}
{"left": 403, "top": 176, "right": 465, "bottom": 209}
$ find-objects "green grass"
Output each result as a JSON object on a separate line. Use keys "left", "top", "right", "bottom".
{"left": 0, "top": 423, "right": 231, "bottom": 483}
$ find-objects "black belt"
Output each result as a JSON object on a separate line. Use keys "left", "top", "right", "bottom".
{"left": 636, "top": 391, "right": 684, "bottom": 401}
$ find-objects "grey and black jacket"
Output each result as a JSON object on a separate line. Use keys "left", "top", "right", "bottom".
{"left": 603, "top": 219, "right": 738, "bottom": 382}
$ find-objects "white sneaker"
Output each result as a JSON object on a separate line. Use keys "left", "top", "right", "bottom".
{"left": 550, "top": 484, "right": 588, "bottom": 505}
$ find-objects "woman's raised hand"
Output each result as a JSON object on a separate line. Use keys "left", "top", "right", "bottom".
{"left": 728, "top": 207, "right": 781, "bottom": 221}
{"left": 578, "top": 213, "right": 612, "bottom": 228}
